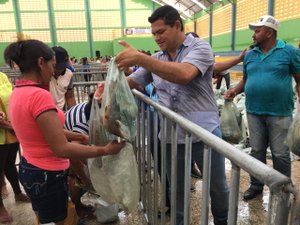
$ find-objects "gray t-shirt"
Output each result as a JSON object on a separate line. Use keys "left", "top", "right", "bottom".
{"left": 130, "top": 34, "right": 219, "bottom": 143}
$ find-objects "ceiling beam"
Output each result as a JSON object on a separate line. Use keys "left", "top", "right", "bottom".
{"left": 190, "top": 0, "right": 207, "bottom": 10}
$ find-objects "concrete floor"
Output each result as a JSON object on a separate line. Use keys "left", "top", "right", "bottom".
{"left": 2, "top": 158, "right": 300, "bottom": 225}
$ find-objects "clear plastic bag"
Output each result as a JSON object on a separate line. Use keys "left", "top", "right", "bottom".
{"left": 100, "top": 58, "right": 138, "bottom": 142}
{"left": 285, "top": 112, "right": 300, "bottom": 157}
{"left": 220, "top": 100, "right": 243, "bottom": 144}
{"left": 81, "top": 193, "right": 119, "bottom": 223}
{"left": 87, "top": 142, "right": 139, "bottom": 212}
{"left": 88, "top": 58, "right": 139, "bottom": 213}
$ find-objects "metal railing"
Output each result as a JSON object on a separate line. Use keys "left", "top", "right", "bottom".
{"left": 73, "top": 81, "right": 98, "bottom": 103}
{"left": 132, "top": 89, "right": 297, "bottom": 225}
{"left": 0, "top": 64, "right": 108, "bottom": 84}
{"left": 5, "top": 67, "right": 297, "bottom": 224}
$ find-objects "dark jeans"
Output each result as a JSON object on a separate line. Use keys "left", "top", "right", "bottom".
{"left": 165, "top": 127, "right": 229, "bottom": 225}
{"left": 19, "top": 157, "right": 69, "bottom": 224}
{"left": 0, "top": 143, "right": 22, "bottom": 207}
{"left": 216, "top": 73, "right": 230, "bottom": 90}
{"left": 84, "top": 74, "right": 92, "bottom": 82}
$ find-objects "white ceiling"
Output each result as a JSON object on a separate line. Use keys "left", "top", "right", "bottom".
{"left": 152, "top": 0, "right": 222, "bottom": 19}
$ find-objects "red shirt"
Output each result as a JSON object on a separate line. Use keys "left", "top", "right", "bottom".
{"left": 9, "top": 80, "right": 69, "bottom": 171}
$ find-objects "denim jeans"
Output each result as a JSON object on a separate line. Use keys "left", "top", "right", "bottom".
{"left": 247, "top": 113, "right": 292, "bottom": 190}
{"left": 216, "top": 73, "right": 230, "bottom": 90}
{"left": 19, "top": 157, "right": 69, "bottom": 224}
{"left": 165, "top": 127, "right": 229, "bottom": 225}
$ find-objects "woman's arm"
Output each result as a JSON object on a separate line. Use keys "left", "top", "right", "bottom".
{"left": 64, "top": 130, "right": 89, "bottom": 145}
{"left": 36, "top": 109, "right": 124, "bottom": 159}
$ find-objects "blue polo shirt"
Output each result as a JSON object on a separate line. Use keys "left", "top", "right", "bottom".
{"left": 243, "top": 39, "right": 300, "bottom": 116}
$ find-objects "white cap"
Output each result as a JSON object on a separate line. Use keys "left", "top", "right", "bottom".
{"left": 249, "top": 15, "right": 279, "bottom": 31}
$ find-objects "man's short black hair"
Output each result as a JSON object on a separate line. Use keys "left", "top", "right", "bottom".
{"left": 148, "top": 5, "right": 183, "bottom": 31}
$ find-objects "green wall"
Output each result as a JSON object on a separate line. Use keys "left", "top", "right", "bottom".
{"left": 56, "top": 41, "right": 114, "bottom": 59}
{"left": 92, "top": 41, "right": 114, "bottom": 57}
{"left": 55, "top": 42, "right": 90, "bottom": 60}
{"left": 0, "top": 37, "right": 157, "bottom": 65}
{"left": 278, "top": 18, "right": 300, "bottom": 46}
{"left": 0, "top": 43, "right": 10, "bottom": 65}
{"left": 113, "top": 36, "right": 158, "bottom": 55}
{"left": 211, "top": 33, "right": 232, "bottom": 52}
{"left": 0, "top": 40, "right": 115, "bottom": 65}
{"left": 212, "top": 18, "right": 300, "bottom": 53}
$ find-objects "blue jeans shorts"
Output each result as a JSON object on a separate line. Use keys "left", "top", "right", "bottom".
{"left": 19, "top": 157, "right": 69, "bottom": 224}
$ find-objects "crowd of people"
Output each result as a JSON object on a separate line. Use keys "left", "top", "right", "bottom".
{"left": 69, "top": 55, "right": 112, "bottom": 66}
{"left": 0, "top": 4, "right": 299, "bottom": 225}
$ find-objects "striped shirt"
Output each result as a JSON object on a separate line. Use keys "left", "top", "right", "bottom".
{"left": 64, "top": 102, "right": 89, "bottom": 135}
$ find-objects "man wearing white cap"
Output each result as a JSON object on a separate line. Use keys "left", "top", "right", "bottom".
{"left": 225, "top": 15, "right": 300, "bottom": 200}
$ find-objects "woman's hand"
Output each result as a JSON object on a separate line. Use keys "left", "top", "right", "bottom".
{"left": 104, "top": 140, "right": 126, "bottom": 155}
{"left": 0, "top": 112, "right": 6, "bottom": 122}
{"left": 94, "top": 82, "right": 105, "bottom": 102}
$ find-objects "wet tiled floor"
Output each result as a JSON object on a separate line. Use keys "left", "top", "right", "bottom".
{"left": 2, "top": 158, "right": 300, "bottom": 225}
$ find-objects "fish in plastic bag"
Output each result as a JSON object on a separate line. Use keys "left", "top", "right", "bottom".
{"left": 100, "top": 59, "right": 138, "bottom": 141}
{"left": 88, "top": 58, "right": 139, "bottom": 213}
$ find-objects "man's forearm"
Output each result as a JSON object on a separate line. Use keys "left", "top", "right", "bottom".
{"left": 232, "top": 79, "right": 245, "bottom": 95}
{"left": 138, "top": 55, "right": 198, "bottom": 85}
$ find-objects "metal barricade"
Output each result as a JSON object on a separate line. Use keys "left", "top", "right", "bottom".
{"left": 73, "top": 81, "right": 98, "bottom": 103}
{"left": 73, "top": 64, "right": 108, "bottom": 82}
{"left": 132, "top": 89, "right": 296, "bottom": 225}
{"left": 1, "top": 64, "right": 108, "bottom": 84}
{"left": 73, "top": 71, "right": 107, "bottom": 82}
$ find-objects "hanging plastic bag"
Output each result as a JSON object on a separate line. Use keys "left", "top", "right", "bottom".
{"left": 285, "top": 111, "right": 300, "bottom": 157}
{"left": 220, "top": 100, "right": 243, "bottom": 144}
{"left": 94, "top": 198, "right": 119, "bottom": 224}
{"left": 100, "top": 58, "right": 138, "bottom": 142}
{"left": 88, "top": 142, "right": 139, "bottom": 212}
{"left": 88, "top": 58, "right": 139, "bottom": 213}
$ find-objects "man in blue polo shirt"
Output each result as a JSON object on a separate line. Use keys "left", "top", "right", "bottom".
{"left": 225, "top": 15, "right": 300, "bottom": 200}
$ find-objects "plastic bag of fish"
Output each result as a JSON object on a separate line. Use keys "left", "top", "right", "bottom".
{"left": 88, "top": 58, "right": 139, "bottom": 213}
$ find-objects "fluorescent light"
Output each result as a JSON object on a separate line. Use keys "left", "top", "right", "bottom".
{"left": 152, "top": 0, "right": 164, "bottom": 6}
{"left": 190, "top": 0, "right": 207, "bottom": 10}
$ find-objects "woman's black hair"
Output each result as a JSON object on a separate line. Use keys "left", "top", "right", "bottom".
{"left": 4, "top": 39, "right": 54, "bottom": 73}
{"left": 148, "top": 5, "right": 183, "bottom": 31}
